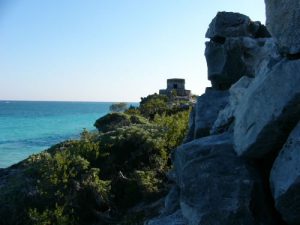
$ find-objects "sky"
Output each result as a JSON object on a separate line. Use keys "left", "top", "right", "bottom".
{"left": 0, "top": 0, "right": 266, "bottom": 102}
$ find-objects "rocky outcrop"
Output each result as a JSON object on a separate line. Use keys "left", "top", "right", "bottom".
{"left": 233, "top": 58, "right": 300, "bottom": 158}
{"left": 173, "top": 133, "right": 274, "bottom": 225}
{"left": 206, "top": 12, "right": 270, "bottom": 39}
{"left": 265, "top": 0, "right": 300, "bottom": 55}
{"left": 205, "top": 12, "right": 271, "bottom": 90}
{"left": 211, "top": 76, "right": 252, "bottom": 134}
{"left": 270, "top": 122, "right": 300, "bottom": 225}
{"left": 147, "top": 7, "right": 300, "bottom": 225}
{"left": 185, "top": 88, "right": 229, "bottom": 141}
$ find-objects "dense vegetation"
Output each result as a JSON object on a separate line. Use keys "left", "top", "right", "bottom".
{"left": 0, "top": 94, "right": 192, "bottom": 225}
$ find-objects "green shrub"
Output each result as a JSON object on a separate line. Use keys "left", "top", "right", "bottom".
{"left": 109, "top": 102, "right": 128, "bottom": 112}
{"left": 94, "top": 113, "right": 148, "bottom": 132}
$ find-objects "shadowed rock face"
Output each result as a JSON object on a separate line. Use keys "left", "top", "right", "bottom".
{"left": 145, "top": 210, "right": 187, "bottom": 225}
{"left": 270, "top": 122, "right": 300, "bottom": 225}
{"left": 173, "top": 134, "right": 275, "bottom": 225}
{"left": 206, "top": 11, "right": 270, "bottom": 39}
{"left": 205, "top": 12, "right": 271, "bottom": 90}
{"left": 205, "top": 38, "right": 250, "bottom": 90}
{"left": 211, "top": 76, "right": 253, "bottom": 135}
{"left": 185, "top": 88, "right": 229, "bottom": 142}
{"left": 265, "top": 0, "right": 300, "bottom": 55}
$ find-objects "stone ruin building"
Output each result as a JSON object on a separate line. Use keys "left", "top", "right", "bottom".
{"left": 159, "top": 78, "right": 191, "bottom": 99}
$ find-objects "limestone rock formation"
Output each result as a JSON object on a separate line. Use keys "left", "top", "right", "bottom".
{"left": 270, "top": 122, "right": 300, "bottom": 225}
{"left": 211, "top": 76, "right": 253, "bottom": 134}
{"left": 265, "top": 0, "right": 300, "bottom": 55}
{"left": 185, "top": 88, "right": 229, "bottom": 142}
{"left": 206, "top": 11, "right": 270, "bottom": 39}
{"left": 147, "top": 7, "right": 300, "bottom": 225}
{"left": 173, "top": 134, "right": 274, "bottom": 225}
{"left": 205, "top": 12, "right": 271, "bottom": 90}
{"left": 233, "top": 58, "right": 300, "bottom": 158}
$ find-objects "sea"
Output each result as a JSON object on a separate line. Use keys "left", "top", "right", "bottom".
{"left": 0, "top": 101, "right": 131, "bottom": 168}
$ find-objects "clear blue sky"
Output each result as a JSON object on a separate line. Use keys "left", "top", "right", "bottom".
{"left": 0, "top": 0, "right": 266, "bottom": 102}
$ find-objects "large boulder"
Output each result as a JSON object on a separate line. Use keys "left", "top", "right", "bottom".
{"left": 186, "top": 88, "right": 229, "bottom": 141}
{"left": 205, "top": 12, "right": 271, "bottom": 90}
{"left": 211, "top": 76, "right": 253, "bottom": 134}
{"left": 265, "top": 0, "right": 300, "bottom": 55}
{"left": 205, "top": 37, "right": 250, "bottom": 89}
{"left": 233, "top": 58, "right": 300, "bottom": 158}
{"left": 270, "top": 122, "right": 300, "bottom": 225}
{"left": 173, "top": 133, "right": 274, "bottom": 225}
{"left": 206, "top": 11, "right": 270, "bottom": 39}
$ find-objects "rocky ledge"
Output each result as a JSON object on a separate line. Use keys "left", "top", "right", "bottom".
{"left": 146, "top": 1, "right": 300, "bottom": 225}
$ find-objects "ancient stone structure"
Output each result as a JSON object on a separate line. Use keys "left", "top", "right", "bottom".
{"left": 146, "top": 7, "right": 300, "bottom": 225}
{"left": 159, "top": 78, "right": 191, "bottom": 99}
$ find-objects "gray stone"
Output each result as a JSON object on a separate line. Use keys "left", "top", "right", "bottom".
{"left": 211, "top": 76, "right": 253, "bottom": 134}
{"left": 162, "top": 185, "right": 180, "bottom": 215}
{"left": 205, "top": 38, "right": 249, "bottom": 89}
{"left": 188, "top": 88, "right": 229, "bottom": 140}
{"left": 270, "top": 122, "right": 300, "bottom": 225}
{"left": 206, "top": 37, "right": 277, "bottom": 90}
{"left": 233, "top": 59, "right": 300, "bottom": 158}
{"left": 184, "top": 107, "right": 196, "bottom": 143}
{"left": 173, "top": 133, "right": 274, "bottom": 225}
{"left": 206, "top": 12, "right": 270, "bottom": 39}
{"left": 145, "top": 210, "right": 187, "bottom": 225}
{"left": 265, "top": 0, "right": 300, "bottom": 54}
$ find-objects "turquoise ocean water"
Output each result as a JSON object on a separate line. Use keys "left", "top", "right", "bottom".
{"left": 0, "top": 101, "right": 116, "bottom": 168}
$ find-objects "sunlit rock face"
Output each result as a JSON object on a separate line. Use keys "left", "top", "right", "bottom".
{"left": 233, "top": 58, "right": 300, "bottom": 158}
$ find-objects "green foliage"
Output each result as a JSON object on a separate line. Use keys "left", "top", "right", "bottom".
{"left": 23, "top": 142, "right": 111, "bottom": 225}
{"left": 0, "top": 91, "right": 192, "bottom": 225}
{"left": 94, "top": 113, "right": 148, "bottom": 132}
{"left": 109, "top": 102, "right": 128, "bottom": 112}
{"left": 139, "top": 94, "right": 169, "bottom": 119}
{"left": 124, "top": 105, "right": 140, "bottom": 116}
{"left": 98, "top": 124, "right": 167, "bottom": 175}
{"left": 153, "top": 110, "right": 190, "bottom": 151}
{"left": 28, "top": 204, "right": 72, "bottom": 225}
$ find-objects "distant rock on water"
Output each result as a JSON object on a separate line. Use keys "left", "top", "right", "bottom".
{"left": 146, "top": 2, "right": 300, "bottom": 225}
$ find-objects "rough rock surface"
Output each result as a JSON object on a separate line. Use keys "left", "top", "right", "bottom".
{"left": 162, "top": 185, "right": 180, "bottom": 215}
{"left": 206, "top": 11, "right": 270, "bottom": 39}
{"left": 185, "top": 88, "right": 229, "bottom": 142}
{"left": 211, "top": 76, "right": 253, "bottom": 134}
{"left": 233, "top": 58, "right": 300, "bottom": 158}
{"left": 172, "top": 133, "right": 274, "bottom": 225}
{"left": 145, "top": 210, "right": 187, "bottom": 225}
{"left": 205, "top": 12, "right": 271, "bottom": 90}
{"left": 265, "top": 0, "right": 300, "bottom": 54}
{"left": 270, "top": 122, "right": 300, "bottom": 225}
{"left": 205, "top": 37, "right": 250, "bottom": 89}
{"left": 151, "top": 9, "right": 300, "bottom": 225}
{"left": 206, "top": 37, "right": 277, "bottom": 90}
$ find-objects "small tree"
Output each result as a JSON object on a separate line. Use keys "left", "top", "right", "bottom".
{"left": 109, "top": 103, "right": 128, "bottom": 113}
